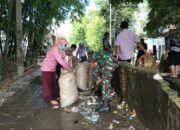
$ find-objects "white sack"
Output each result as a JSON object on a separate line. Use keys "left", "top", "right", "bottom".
{"left": 76, "top": 62, "right": 88, "bottom": 90}
{"left": 88, "top": 65, "right": 95, "bottom": 89}
{"left": 59, "top": 69, "right": 78, "bottom": 107}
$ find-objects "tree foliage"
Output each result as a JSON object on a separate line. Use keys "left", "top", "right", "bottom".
{"left": 96, "top": 0, "right": 137, "bottom": 30}
{"left": 70, "top": 21, "right": 86, "bottom": 44}
{"left": 111, "top": 0, "right": 143, "bottom": 5}
{"left": 111, "top": 0, "right": 180, "bottom": 37}
{"left": 70, "top": 0, "right": 137, "bottom": 52}
{"left": 85, "top": 11, "right": 106, "bottom": 51}
{"left": 95, "top": 0, "right": 137, "bottom": 45}
{"left": 70, "top": 10, "right": 106, "bottom": 52}
{"left": 0, "top": 0, "right": 88, "bottom": 80}
{"left": 145, "top": 0, "right": 180, "bottom": 36}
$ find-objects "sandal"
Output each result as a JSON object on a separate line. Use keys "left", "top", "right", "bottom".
{"left": 49, "top": 100, "right": 59, "bottom": 109}
{"left": 51, "top": 105, "right": 59, "bottom": 109}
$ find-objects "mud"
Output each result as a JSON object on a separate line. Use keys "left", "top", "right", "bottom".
{"left": 0, "top": 69, "right": 146, "bottom": 130}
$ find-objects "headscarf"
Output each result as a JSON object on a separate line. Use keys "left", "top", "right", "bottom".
{"left": 54, "top": 37, "right": 68, "bottom": 47}
{"left": 54, "top": 37, "right": 69, "bottom": 58}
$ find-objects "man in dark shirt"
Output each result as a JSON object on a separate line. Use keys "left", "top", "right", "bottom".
{"left": 136, "top": 38, "right": 148, "bottom": 60}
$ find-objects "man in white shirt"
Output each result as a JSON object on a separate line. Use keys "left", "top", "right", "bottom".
{"left": 115, "top": 21, "right": 148, "bottom": 62}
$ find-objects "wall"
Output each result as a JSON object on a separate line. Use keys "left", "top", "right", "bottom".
{"left": 113, "top": 63, "right": 180, "bottom": 130}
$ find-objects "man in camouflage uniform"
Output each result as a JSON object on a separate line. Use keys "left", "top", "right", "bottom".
{"left": 94, "top": 51, "right": 118, "bottom": 112}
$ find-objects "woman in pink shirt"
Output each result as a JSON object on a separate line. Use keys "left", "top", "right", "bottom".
{"left": 41, "top": 37, "right": 72, "bottom": 108}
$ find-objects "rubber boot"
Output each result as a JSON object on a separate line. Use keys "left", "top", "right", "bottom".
{"left": 95, "top": 99, "right": 110, "bottom": 113}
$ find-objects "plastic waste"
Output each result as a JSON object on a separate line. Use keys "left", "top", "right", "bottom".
{"left": 160, "top": 73, "right": 169, "bottom": 77}
{"left": 117, "top": 105, "right": 122, "bottom": 109}
{"left": 153, "top": 73, "right": 163, "bottom": 80}
{"left": 129, "top": 114, "right": 136, "bottom": 120}
{"left": 76, "top": 95, "right": 100, "bottom": 123}
{"left": 71, "top": 107, "right": 80, "bottom": 113}
{"left": 109, "top": 123, "right": 113, "bottom": 129}
{"left": 128, "top": 126, "right": 136, "bottom": 130}
{"left": 113, "top": 120, "right": 120, "bottom": 124}
{"left": 87, "top": 102, "right": 97, "bottom": 105}
{"left": 112, "top": 111, "right": 118, "bottom": 114}
{"left": 122, "top": 101, "right": 126, "bottom": 105}
{"left": 89, "top": 114, "right": 99, "bottom": 122}
{"left": 81, "top": 122, "right": 89, "bottom": 128}
{"left": 81, "top": 112, "right": 99, "bottom": 123}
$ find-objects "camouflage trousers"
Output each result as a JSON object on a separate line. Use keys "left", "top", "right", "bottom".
{"left": 94, "top": 61, "right": 115, "bottom": 99}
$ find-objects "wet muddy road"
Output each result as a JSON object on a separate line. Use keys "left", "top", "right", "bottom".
{"left": 0, "top": 69, "right": 146, "bottom": 130}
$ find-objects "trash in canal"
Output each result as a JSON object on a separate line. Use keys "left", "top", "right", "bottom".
{"left": 77, "top": 95, "right": 100, "bottom": 123}
{"left": 112, "top": 110, "right": 118, "bottom": 114}
{"left": 81, "top": 121, "right": 89, "bottom": 128}
{"left": 128, "top": 126, "right": 136, "bottom": 130}
{"left": 113, "top": 120, "right": 120, "bottom": 124}
{"left": 71, "top": 107, "right": 80, "bottom": 113}
{"left": 129, "top": 114, "right": 136, "bottom": 120}
{"left": 109, "top": 123, "right": 113, "bottom": 129}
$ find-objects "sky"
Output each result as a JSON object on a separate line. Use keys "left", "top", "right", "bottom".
{"left": 86, "top": 0, "right": 96, "bottom": 11}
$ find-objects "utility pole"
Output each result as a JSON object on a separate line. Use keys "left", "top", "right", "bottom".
{"left": 113, "top": 12, "right": 117, "bottom": 49}
{"left": 16, "top": 0, "right": 24, "bottom": 77}
{"left": 109, "top": 0, "right": 112, "bottom": 46}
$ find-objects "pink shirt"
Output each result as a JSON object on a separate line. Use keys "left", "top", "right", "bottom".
{"left": 41, "top": 47, "right": 71, "bottom": 72}
{"left": 115, "top": 29, "right": 139, "bottom": 60}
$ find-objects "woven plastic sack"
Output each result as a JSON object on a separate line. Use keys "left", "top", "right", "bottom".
{"left": 88, "top": 63, "right": 96, "bottom": 89}
{"left": 76, "top": 62, "right": 88, "bottom": 90}
{"left": 136, "top": 54, "right": 158, "bottom": 69}
{"left": 59, "top": 69, "right": 78, "bottom": 107}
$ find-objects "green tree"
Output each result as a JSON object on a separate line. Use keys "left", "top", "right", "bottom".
{"left": 0, "top": 0, "right": 88, "bottom": 80}
{"left": 145, "top": 0, "right": 180, "bottom": 36}
{"left": 22, "top": 0, "right": 88, "bottom": 66}
{"left": 111, "top": 0, "right": 180, "bottom": 37}
{"left": 95, "top": 0, "right": 137, "bottom": 44}
{"left": 70, "top": 10, "right": 106, "bottom": 52}
{"left": 111, "top": 0, "right": 143, "bottom": 5}
{"left": 16, "top": 0, "right": 24, "bottom": 77}
{"left": 85, "top": 11, "right": 106, "bottom": 51}
{"left": 70, "top": 21, "right": 86, "bottom": 44}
